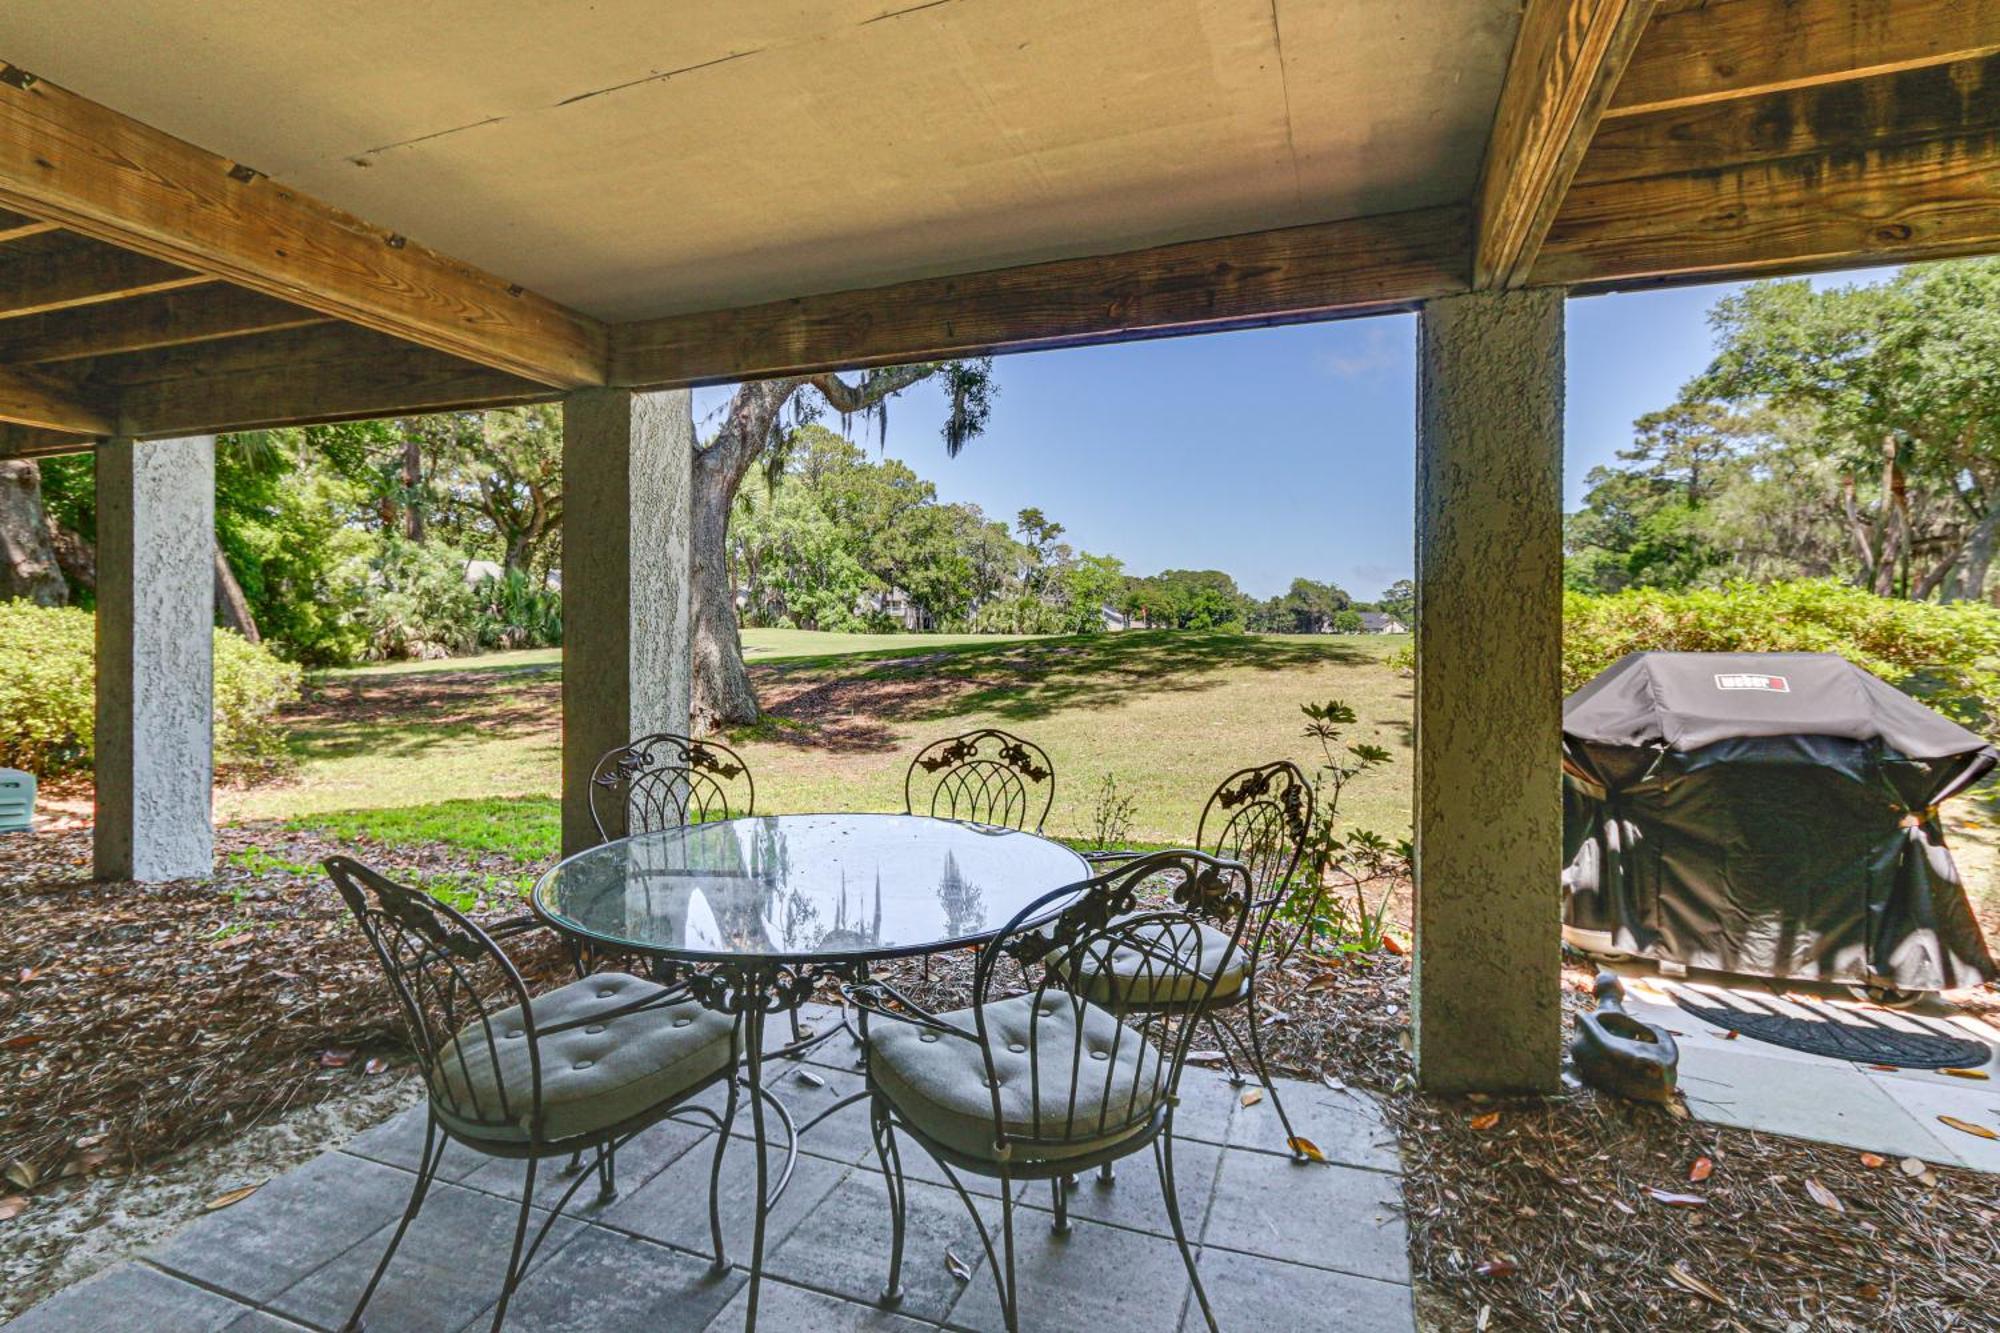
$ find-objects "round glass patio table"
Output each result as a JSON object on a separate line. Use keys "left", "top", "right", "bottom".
{"left": 528, "top": 812, "right": 1087, "bottom": 1331}
{"left": 531, "top": 812, "right": 1088, "bottom": 964}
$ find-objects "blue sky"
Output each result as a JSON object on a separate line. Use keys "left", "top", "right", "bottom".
{"left": 694, "top": 269, "right": 1896, "bottom": 603}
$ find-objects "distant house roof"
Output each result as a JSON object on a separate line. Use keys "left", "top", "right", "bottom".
{"left": 1358, "top": 611, "right": 1407, "bottom": 632}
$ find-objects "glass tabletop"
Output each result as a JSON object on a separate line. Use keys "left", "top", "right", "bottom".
{"left": 530, "top": 813, "right": 1089, "bottom": 964}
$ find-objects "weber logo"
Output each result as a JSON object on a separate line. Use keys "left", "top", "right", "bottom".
{"left": 1714, "top": 673, "right": 1790, "bottom": 693}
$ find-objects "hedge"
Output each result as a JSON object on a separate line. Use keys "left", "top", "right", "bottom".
{"left": 1563, "top": 580, "right": 2000, "bottom": 732}
{"left": 0, "top": 601, "right": 303, "bottom": 775}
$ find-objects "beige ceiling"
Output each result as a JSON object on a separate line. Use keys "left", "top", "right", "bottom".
{"left": 5, "top": 0, "right": 1519, "bottom": 321}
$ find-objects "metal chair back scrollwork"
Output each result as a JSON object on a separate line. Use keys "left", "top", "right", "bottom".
{"left": 326, "top": 855, "right": 543, "bottom": 1138}
{"left": 1195, "top": 758, "right": 1315, "bottom": 966}
{"left": 588, "top": 731, "right": 755, "bottom": 842}
{"left": 904, "top": 727, "right": 1054, "bottom": 832}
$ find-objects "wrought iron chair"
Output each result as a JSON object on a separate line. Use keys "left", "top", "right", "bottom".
{"left": 325, "top": 857, "right": 746, "bottom": 1333}
{"left": 846, "top": 850, "right": 1252, "bottom": 1332}
{"left": 587, "top": 731, "right": 755, "bottom": 842}
{"left": 1077, "top": 760, "right": 1317, "bottom": 1155}
{"left": 904, "top": 727, "right": 1054, "bottom": 832}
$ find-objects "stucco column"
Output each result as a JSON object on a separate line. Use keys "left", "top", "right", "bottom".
{"left": 561, "top": 388, "right": 693, "bottom": 854}
{"left": 95, "top": 435, "right": 216, "bottom": 882}
{"left": 1412, "top": 290, "right": 1565, "bottom": 1093}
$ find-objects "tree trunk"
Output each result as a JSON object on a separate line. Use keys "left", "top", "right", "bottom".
{"left": 213, "top": 537, "right": 261, "bottom": 643}
{"left": 47, "top": 518, "right": 93, "bottom": 593}
{"left": 0, "top": 459, "right": 67, "bottom": 605}
{"left": 1961, "top": 505, "right": 2000, "bottom": 603}
{"left": 401, "top": 434, "right": 425, "bottom": 541}
{"left": 690, "top": 448, "right": 761, "bottom": 730}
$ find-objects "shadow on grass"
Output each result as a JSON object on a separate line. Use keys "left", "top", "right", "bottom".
{"left": 749, "top": 631, "right": 1387, "bottom": 752}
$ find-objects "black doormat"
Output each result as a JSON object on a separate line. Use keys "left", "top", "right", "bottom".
{"left": 1673, "top": 995, "right": 1992, "bottom": 1069}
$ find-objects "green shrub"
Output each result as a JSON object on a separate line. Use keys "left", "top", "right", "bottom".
{"left": 1563, "top": 580, "right": 2000, "bottom": 730}
{"left": 359, "top": 539, "right": 486, "bottom": 660}
{"left": 0, "top": 600, "right": 303, "bottom": 775}
{"left": 473, "top": 567, "right": 562, "bottom": 650}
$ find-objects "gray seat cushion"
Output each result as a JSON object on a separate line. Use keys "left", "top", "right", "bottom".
{"left": 1060, "top": 915, "right": 1248, "bottom": 1008}
{"left": 434, "top": 972, "right": 736, "bottom": 1144}
{"left": 867, "top": 993, "right": 1163, "bottom": 1163}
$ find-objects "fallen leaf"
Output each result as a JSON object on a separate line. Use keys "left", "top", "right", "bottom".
{"left": 0, "top": 1196, "right": 25, "bottom": 1222}
{"left": 1666, "top": 1263, "right": 1731, "bottom": 1307}
{"left": 1938, "top": 1115, "right": 1999, "bottom": 1141}
{"left": 1609, "top": 1196, "right": 1635, "bottom": 1216}
{"left": 1288, "top": 1136, "right": 1327, "bottom": 1163}
{"left": 1720, "top": 1029, "right": 1739, "bottom": 1040}
{"left": 1303, "top": 972, "right": 1339, "bottom": 993}
{"left": 1645, "top": 1188, "right": 1706, "bottom": 1207}
{"left": 1688, "top": 1156, "right": 1714, "bottom": 1183}
{"left": 1869, "top": 1063, "right": 1898, "bottom": 1072}
{"left": 363, "top": 1056, "right": 389, "bottom": 1076}
{"left": 793, "top": 1068, "right": 826, "bottom": 1089}
{"left": 1940, "top": 1067, "right": 1990, "bottom": 1080}
{"left": 3, "top": 1162, "right": 36, "bottom": 1190}
{"left": 1239, "top": 1088, "right": 1263, "bottom": 1108}
{"left": 204, "top": 1184, "right": 261, "bottom": 1212}
{"left": 1321, "top": 1074, "right": 1347, "bottom": 1093}
{"left": 317, "top": 1048, "right": 354, "bottom": 1069}
{"left": 1857, "top": 1281, "right": 1880, "bottom": 1301}
{"left": 1899, "top": 1156, "right": 1928, "bottom": 1177}
{"left": 1186, "top": 1049, "right": 1226, "bottom": 1064}
{"left": 1380, "top": 934, "right": 1405, "bottom": 956}
{"left": 1805, "top": 1177, "right": 1844, "bottom": 1213}
{"left": 1469, "top": 1111, "right": 1501, "bottom": 1131}
{"left": 1858, "top": 1152, "right": 1887, "bottom": 1169}
{"left": 1475, "top": 1304, "right": 1491, "bottom": 1331}
{"left": 944, "top": 1249, "right": 972, "bottom": 1282}
{"left": 1473, "top": 1258, "right": 1517, "bottom": 1278}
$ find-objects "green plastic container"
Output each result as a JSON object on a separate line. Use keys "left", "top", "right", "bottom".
{"left": 0, "top": 768, "right": 34, "bottom": 833}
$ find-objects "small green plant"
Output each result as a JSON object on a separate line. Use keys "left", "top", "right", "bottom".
{"left": 1291, "top": 699, "right": 1407, "bottom": 953}
{"left": 1082, "top": 773, "right": 1138, "bottom": 852}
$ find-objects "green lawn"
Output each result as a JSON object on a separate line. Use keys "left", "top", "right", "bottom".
{"left": 230, "top": 629, "right": 1414, "bottom": 861}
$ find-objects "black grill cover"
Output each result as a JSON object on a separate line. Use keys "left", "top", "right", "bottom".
{"left": 1562, "top": 652, "right": 1998, "bottom": 990}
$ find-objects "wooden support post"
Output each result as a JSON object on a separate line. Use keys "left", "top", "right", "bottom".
{"left": 1413, "top": 289, "right": 1566, "bottom": 1093}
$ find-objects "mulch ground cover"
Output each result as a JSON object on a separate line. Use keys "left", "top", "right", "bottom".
{"left": 5, "top": 829, "right": 1998, "bottom": 1331}
{"left": 0, "top": 824, "right": 563, "bottom": 1202}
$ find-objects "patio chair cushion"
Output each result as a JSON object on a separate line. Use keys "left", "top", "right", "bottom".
{"left": 434, "top": 972, "right": 735, "bottom": 1144}
{"left": 1056, "top": 915, "right": 1248, "bottom": 1008}
{"left": 867, "top": 993, "right": 1162, "bottom": 1163}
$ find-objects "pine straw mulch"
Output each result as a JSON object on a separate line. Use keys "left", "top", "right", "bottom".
{"left": 6, "top": 834, "right": 1999, "bottom": 1331}
{"left": 0, "top": 824, "right": 565, "bottom": 1201}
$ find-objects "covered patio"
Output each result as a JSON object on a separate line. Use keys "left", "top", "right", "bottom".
{"left": 3, "top": 0, "right": 1998, "bottom": 1328}
{"left": 6, "top": 1012, "right": 1414, "bottom": 1332}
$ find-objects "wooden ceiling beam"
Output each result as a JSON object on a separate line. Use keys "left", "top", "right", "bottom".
{"left": 107, "top": 326, "right": 555, "bottom": 438}
{"left": 1473, "top": 0, "right": 1657, "bottom": 289}
{"left": 1533, "top": 127, "right": 2000, "bottom": 290}
{"left": 1609, "top": 0, "right": 2000, "bottom": 118}
{"left": 1576, "top": 54, "right": 2000, "bottom": 187}
{"left": 0, "top": 361, "right": 113, "bottom": 433}
{"left": 0, "top": 423, "right": 93, "bottom": 458}
{"left": 611, "top": 204, "right": 1470, "bottom": 389}
{"left": 0, "top": 244, "right": 211, "bottom": 319}
{"left": 0, "top": 206, "right": 55, "bottom": 245}
{"left": 0, "top": 64, "right": 606, "bottom": 388}
{"left": 0, "top": 285, "right": 329, "bottom": 364}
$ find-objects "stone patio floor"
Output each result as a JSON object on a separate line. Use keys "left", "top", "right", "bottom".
{"left": 5, "top": 1005, "right": 1414, "bottom": 1332}
{"left": 1617, "top": 971, "right": 2000, "bottom": 1173}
